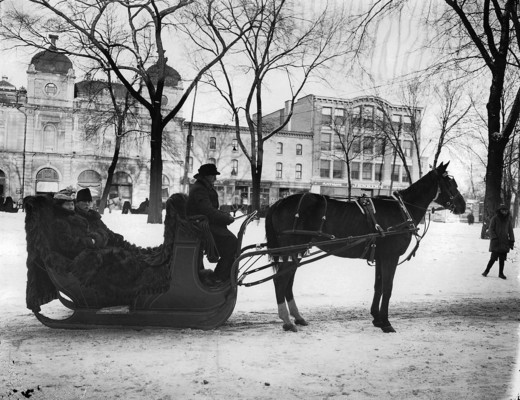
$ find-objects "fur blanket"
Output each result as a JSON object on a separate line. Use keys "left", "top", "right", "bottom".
{"left": 24, "top": 194, "right": 209, "bottom": 310}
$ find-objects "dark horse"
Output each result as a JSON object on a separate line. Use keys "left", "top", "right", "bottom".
{"left": 265, "top": 162, "right": 466, "bottom": 333}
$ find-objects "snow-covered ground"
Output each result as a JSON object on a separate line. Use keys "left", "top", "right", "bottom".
{"left": 1, "top": 210, "right": 519, "bottom": 399}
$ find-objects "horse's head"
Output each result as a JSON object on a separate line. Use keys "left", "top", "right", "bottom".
{"left": 433, "top": 162, "right": 466, "bottom": 214}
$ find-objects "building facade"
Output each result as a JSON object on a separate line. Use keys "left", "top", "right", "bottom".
{"left": 0, "top": 47, "right": 424, "bottom": 211}
{"left": 0, "top": 43, "right": 184, "bottom": 208}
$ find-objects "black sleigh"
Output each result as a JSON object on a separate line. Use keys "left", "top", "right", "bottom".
{"left": 24, "top": 193, "right": 257, "bottom": 330}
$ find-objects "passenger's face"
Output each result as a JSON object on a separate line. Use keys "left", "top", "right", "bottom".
{"left": 76, "top": 200, "right": 92, "bottom": 212}
{"left": 207, "top": 174, "right": 217, "bottom": 183}
{"left": 61, "top": 200, "right": 75, "bottom": 211}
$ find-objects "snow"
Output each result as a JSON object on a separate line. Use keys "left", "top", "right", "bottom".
{"left": 1, "top": 210, "right": 519, "bottom": 399}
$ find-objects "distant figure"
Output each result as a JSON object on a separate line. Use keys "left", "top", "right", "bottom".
{"left": 467, "top": 212, "right": 475, "bottom": 225}
{"left": 186, "top": 163, "right": 237, "bottom": 284}
{"left": 3, "top": 196, "right": 18, "bottom": 213}
{"left": 17, "top": 197, "right": 24, "bottom": 212}
{"left": 122, "top": 201, "right": 132, "bottom": 215}
{"left": 482, "top": 203, "right": 515, "bottom": 280}
{"left": 134, "top": 198, "right": 149, "bottom": 214}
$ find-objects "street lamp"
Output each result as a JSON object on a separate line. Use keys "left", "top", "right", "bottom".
{"left": 15, "top": 88, "right": 28, "bottom": 200}
{"left": 182, "top": 83, "right": 198, "bottom": 193}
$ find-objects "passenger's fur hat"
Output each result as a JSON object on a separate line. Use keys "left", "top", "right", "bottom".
{"left": 54, "top": 189, "right": 74, "bottom": 203}
{"left": 76, "top": 188, "right": 93, "bottom": 202}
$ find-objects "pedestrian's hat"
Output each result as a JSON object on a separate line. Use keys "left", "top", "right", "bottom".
{"left": 194, "top": 163, "right": 220, "bottom": 179}
{"left": 76, "top": 188, "right": 92, "bottom": 202}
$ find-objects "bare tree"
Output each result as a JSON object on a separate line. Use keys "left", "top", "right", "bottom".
{"left": 1, "top": 0, "right": 251, "bottom": 223}
{"left": 430, "top": 78, "right": 472, "bottom": 168}
{"left": 186, "top": 0, "right": 348, "bottom": 211}
{"left": 427, "top": 0, "right": 520, "bottom": 237}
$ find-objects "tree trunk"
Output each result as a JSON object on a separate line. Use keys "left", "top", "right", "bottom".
{"left": 99, "top": 135, "right": 122, "bottom": 214}
{"left": 147, "top": 113, "right": 164, "bottom": 224}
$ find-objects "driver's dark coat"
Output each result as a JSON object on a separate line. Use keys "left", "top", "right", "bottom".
{"left": 186, "top": 178, "right": 233, "bottom": 230}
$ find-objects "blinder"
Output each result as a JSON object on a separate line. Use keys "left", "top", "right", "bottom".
{"left": 434, "top": 173, "right": 461, "bottom": 212}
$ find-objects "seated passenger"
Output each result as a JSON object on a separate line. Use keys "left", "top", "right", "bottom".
{"left": 186, "top": 164, "right": 237, "bottom": 284}
{"left": 75, "top": 188, "right": 126, "bottom": 248}
{"left": 51, "top": 189, "right": 100, "bottom": 259}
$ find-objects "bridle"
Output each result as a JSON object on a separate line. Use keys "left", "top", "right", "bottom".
{"left": 434, "top": 172, "right": 462, "bottom": 212}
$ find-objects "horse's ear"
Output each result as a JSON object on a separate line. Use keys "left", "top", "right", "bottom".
{"left": 437, "top": 161, "right": 449, "bottom": 175}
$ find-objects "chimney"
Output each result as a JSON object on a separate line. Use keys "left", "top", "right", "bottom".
{"left": 49, "top": 34, "right": 59, "bottom": 49}
{"left": 1, "top": 75, "right": 7, "bottom": 82}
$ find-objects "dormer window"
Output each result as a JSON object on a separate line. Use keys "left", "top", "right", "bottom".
{"left": 44, "top": 83, "right": 57, "bottom": 96}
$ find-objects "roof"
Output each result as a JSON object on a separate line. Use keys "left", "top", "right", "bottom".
{"left": 30, "top": 49, "right": 73, "bottom": 75}
{"left": 0, "top": 79, "right": 16, "bottom": 90}
{"left": 146, "top": 63, "right": 181, "bottom": 87}
{"left": 74, "top": 80, "right": 129, "bottom": 99}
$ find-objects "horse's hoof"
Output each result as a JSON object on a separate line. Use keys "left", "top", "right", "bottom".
{"left": 381, "top": 325, "right": 396, "bottom": 333}
{"left": 372, "top": 319, "right": 384, "bottom": 328}
{"left": 294, "top": 318, "right": 308, "bottom": 326}
{"left": 283, "top": 323, "right": 298, "bottom": 332}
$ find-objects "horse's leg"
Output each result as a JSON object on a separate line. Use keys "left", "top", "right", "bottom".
{"left": 370, "top": 259, "right": 384, "bottom": 328}
{"left": 378, "top": 255, "right": 399, "bottom": 333}
{"left": 285, "top": 268, "right": 308, "bottom": 326}
{"left": 273, "top": 264, "right": 298, "bottom": 332}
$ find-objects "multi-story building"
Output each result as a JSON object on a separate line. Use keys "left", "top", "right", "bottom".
{"left": 263, "top": 94, "right": 424, "bottom": 198}
{"left": 0, "top": 45, "right": 424, "bottom": 211}
{"left": 0, "top": 41, "right": 184, "bottom": 207}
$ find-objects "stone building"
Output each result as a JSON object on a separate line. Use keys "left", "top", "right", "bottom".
{"left": 0, "top": 40, "right": 184, "bottom": 208}
{"left": 263, "top": 94, "right": 425, "bottom": 198}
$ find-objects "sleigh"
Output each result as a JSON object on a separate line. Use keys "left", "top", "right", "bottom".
{"left": 24, "top": 193, "right": 257, "bottom": 330}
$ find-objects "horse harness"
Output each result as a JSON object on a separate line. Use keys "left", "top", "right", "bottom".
{"left": 281, "top": 192, "right": 422, "bottom": 265}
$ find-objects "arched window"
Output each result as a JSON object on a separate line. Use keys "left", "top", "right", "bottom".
{"left": 208, "top": 158, "right": 216, "bottom": 165}
{"left": 36, "top": 167, "right": 59, "bottom": 194}
{"left": 209, "top": 137, "right": 216, "bottom": 150}
{"left": 162, "top": 174, "right": 170, "bottom": 199}
{"left": 77, "top": 170, "right": 102, "bottom": 199}
{"left": 43, "top": 124, "right": 57, "bottom": 152}
{"left": 231, "top": 159, "right": 238, "bottom": 176}
{"left": 276, "top": 142, "right": 283, "bottom": 154}
{"left": 296, "top": 144, "right": 302, "bottom": 155}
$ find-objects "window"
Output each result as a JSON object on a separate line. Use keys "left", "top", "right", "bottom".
{"left": 35, "top": 167, "right": 59, "bottom": 194}
{"left": 321, "top": 107, "right": 332, "bottom": 125}
{"left": 374, "top": 138, "right": 386, "bottom": 156}
{"left": 362, "top": 163, "right": 373, "bottom": 180}
{"left": 403, "top": 140, "right": 413, "bottom": 157}
{"left": 276, "top": 162, "right": 283, "bottom": 179}
{"left": 209, "top": 137, "right": 216, "bottom": 150}
{"left": 231, "top": 159, "right": 238, "bottom": 175}
{"left": 208, "top": 157, "right": 216, "bottom": 165}
{"left": 277, "top": 142, "right": 283, "bottom": 154}
{"left": 43, "top": 124, "right": 56, "bottom": 152}
{"left": 296, "top": 144, "right": 302, "bottom": 155}
{"left": 402, "top": 167, "right": 411, "bottom": 183}
{"left": 402, "top": 115, "right": 412, "bottom": 132}
{"left": 321, "top": 132, "right": 331, "bottom": 151}
{"left": 352, "top": 106, "right": 362, "bottom": 127}
{"left": 363, "top": 136, "right": 374, "bottom": 156}
{"left": 334, "top": 108, "right": 345, "bottom": 126}
{"left": 188, "top": 157, "right": 193, "bottom": 173}
{"left": 363, "top": 105, "right": 374, "bottom": 129}
{"left": 77, "top": 170, "right": 102, "bottom": 198}
{"left": 320, "top": 159, "right": 330, "bottom": 178}
{"left": 374, "top": 163, "right": 384, "bottom": 181}
{"left": 232, "top": 139, "right": 238, "bottom": 152}
{"left": 44, "top": 82, "right": 57, "bottom": 96}
{"left": 350, "top": 162, "right": 360, "bottom": 180}
{"left": 392, "top": 115, "right": 401, "bottom": 132}
{"left": 334, "top": 134, "right": 345, "bottom": 151}
{"left": 391, "top": 165, "right": 400, "bottom": 182}
{"left": 333, "top": 160, "right": 343, "bottom": 179}
{"left": 352, "top": 137, "right": 361, "bottom": 154}
{"left": 295, "top": 164, "right": 302, "bottom": 180}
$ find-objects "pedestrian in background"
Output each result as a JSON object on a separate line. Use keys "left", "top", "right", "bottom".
{"left": 482, "top": 203, "right": 515, "bottom": 280}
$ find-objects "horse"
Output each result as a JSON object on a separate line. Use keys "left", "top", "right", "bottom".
{"left": 265, "top": 162, "right": 466, "bottom": 333}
